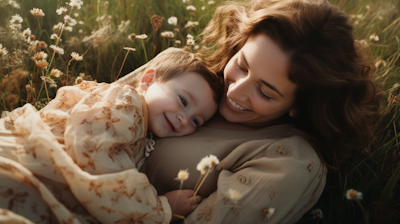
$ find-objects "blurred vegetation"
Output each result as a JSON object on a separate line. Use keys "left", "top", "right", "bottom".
{"left": 0, "top": 0, "right": 400, "bottom": 223}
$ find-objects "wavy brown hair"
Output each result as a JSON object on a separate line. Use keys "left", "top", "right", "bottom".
{"left": 199, "top": 0, "right": 381, "bottom": 169}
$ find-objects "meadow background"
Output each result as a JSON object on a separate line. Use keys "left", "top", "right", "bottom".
{"left": 0, "top": 0, "right": 399, "bottom": 223}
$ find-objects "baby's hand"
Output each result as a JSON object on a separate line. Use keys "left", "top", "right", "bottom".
{"left": 164, "top": 189, "right": 202, "bottom": 221}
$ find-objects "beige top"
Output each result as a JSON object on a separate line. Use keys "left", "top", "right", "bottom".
{"left": 143, "top": 124, "right": 327, "bottom": 224}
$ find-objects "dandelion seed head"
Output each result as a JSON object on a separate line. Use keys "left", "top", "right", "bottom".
{"left": 345, "top": 189, "right": 363, "bottom": 200}
{"left": 161, "top": 31, "right": 174, "bottom": 38}
{"left": 186, "top": 5, "right": 196, "bottom": 11}
{"left": 227, "top": 189, "right": 242, "bottom": 204}
{"left": 175, "top": 169, "right": 189, "bottom": 181}
{"left": 71, "top": 52, "right": 83, "bottom": 61}
{"left": 35, "top": 59, "right": 49, "bottom": 69}
{"left": 168, "top": 16, "right": 178, "bottom": 26}
{"left": 30, "top": 8, "right": 45, "bottom": 19}
{"left": 196, "top": 156, "right": 212, "bottom": 173}
{"left": 208, "top": 154, "right": 219, "bottom": 166}
{"left": 56, "top": 6, "right": 68, "bottom": 15}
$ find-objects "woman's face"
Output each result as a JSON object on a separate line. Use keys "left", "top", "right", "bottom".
{"left": 220, "top": 32, "right": 297, "bottom": 127}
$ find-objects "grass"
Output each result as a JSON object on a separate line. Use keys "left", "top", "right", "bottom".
{"left": 0, "top": 0, "right": 399, "bottom": 223}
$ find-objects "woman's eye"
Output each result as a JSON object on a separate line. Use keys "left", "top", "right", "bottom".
{"left": 235, "top": 59, "right": 247, "bottom": 73}
{"left": 180, "top": 96, "right": 187, "bottom": 106}
{"left": 192, "top": 118, "right": 199, "bottom": 127}
{"left": 257, "top": 87, "right": 272, "bottom": 100}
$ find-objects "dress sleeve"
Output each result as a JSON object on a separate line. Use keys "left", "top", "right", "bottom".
{"left": 185, "top": 136, "right": 327, "bottom": 224}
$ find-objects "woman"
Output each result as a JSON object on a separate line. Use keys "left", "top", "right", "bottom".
{"left": 117, "top": 0, "right": 380, "bottom": 223}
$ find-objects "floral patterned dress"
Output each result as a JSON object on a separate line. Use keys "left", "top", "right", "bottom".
{"left": 0, "top": 81, "right": 171, "bottom": 224}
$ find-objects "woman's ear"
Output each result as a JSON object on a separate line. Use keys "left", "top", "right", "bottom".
{"left": 289, "top": 108, "right": 299, "bottom": 118}
{"left": 139, "top": 68, "right": 156, "bottom": 91}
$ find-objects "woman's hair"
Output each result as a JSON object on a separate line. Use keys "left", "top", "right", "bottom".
{"left": 127, "top": 48, "right": 223, "bottom": 104}
{"left": 199, "top": 0, "right": 381, "bottom": 169}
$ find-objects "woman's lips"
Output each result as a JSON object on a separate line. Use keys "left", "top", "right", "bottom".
{"left": 225, "top": 96, "right": 249, "bottom": 113}
{"left": 164, "top": 114, "right": 175, "bottom": 132}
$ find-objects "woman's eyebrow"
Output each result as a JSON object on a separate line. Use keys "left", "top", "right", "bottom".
{"left": 241, "top": 51, "right": 284, "bottom": 97}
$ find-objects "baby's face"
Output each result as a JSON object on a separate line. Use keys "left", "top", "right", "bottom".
{"left": 144, "top": 71, "right": 218, "bottom": 138}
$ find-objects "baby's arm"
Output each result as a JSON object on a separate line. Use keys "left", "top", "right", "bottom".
{"left": 164, "top": 189, "right": 202, "bottom": 221}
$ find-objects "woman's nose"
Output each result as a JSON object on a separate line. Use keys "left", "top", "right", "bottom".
{"left": 227, "top": 77, "right": 250, "bottom": 101}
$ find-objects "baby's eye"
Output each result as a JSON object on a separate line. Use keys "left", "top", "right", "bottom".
{"left": 180, "top": 96, "right": 187, "bottom": 107}
{"left": 192, "top": 118, "right": 199, "bottom": 127}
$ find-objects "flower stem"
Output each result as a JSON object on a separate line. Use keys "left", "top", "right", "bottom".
{"left": 66, "top": 59, "right": 73, "bottom": 85}
{"left": 193, "top": 169, "right": 210, "bottom": 197}
{"left": 141, "top": 40, "right": 148, "bottom": 62}
{"left": 115, "top": 50, "right": 130, "bottom": 81}
{"left": 356, "top": 199, "right": 370, "bottom": 224}
{"left": 172, "top": 214, "right": 187, "bottom": 224}
{"left": 37, "top": 18, "right": 41, "bottom": 41}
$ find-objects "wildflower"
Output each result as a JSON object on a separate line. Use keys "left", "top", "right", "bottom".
{"left": 366, "top": 5, "right": 370, "bottom": 10}
{"left": 175, "top": 169, "right": 189, "bottom": 181}
{"left": 175, "top": 40, "right": 181, "bottom": 44}
{"left": 151, "top": 15, "right": 164, "bottom": 33}
{"left": 369, "top": 34, "right": 379, "bottom": 42}
{"left": 0, "top": 44, "right": 9, "bottom": 58}
{"left": 75, "top": 76, "right": 83, "bottom": 84}
{"left": 128, "top": 33, "right": 136, "bottom": 41}
{"left": 118, "top": 20, "right": 130, "bottom": 33}
{"left": 194, "top": 45, "right": 199, "bottom": 50}
{"left": 50, "top": 83, "right": 57, "bottom": 88}
{"left": 375, "top": 59, "right": 387, "bottom": 69}
{"left": 65, "top": 26, "right": 73, "bottom": 32}
{"left": 345, "top": 189, "right": 363, "bottom": 200}
{"left": 53, "top": 22, "right": 63, "bottom": 33}
{"left": 71, "top": 52, "right": 83, "bottom": 61}
{"left": 183, "top": 0, "right": 187, "bottom": 3}
{"left": 187, "top": 34, "right": 194, "bottom": 39}
{"left": 168, "top": 16, "right": 178, "bottom": 26}
{"left": 136, "top": 34, "right": 148, "bottom": 40}
{"left": 208, "top": 154, "right": 219, "bottom": 166}
{"left": 262, "top": 208, "right": 275, "bottom": 221}
{"left": 38, "top": 41, "right": 48, "bottom": 49}
{"left": 201, "top": 6, "right": 206, "bottom": 10}
{"left": 311, "top": 209, "right": 323, "bottom": 219}
{"left": 184, "top": 21, "right": 199, "bottom": 28}
{"left": 82, "top": 25, "right": 113, "bottom": 47}
{"left": 50, "top": 33, "right": 60, "bottom": 40}
{"left": 208, "top": 1, "right": 215, "bottom": 4}
{"left": 79, "top": 73, "right": 85, "bottom": 78}
{"left": 35, "top": 59, "right": 49, "bottom": 69}
{"left": 56, "top": 6, "right": 68, "bottom": 15}
{"left": 78, "top": 21, "right": 84, "bottom": 25}
{"left": 186, "top": 5, "right": 196, "bottom": 11}
{"left": 161, "top": 31, "right": 174, "bottom": 38}
{"left": 50, "top": 68, "right": 62, "bottom": 77}
{"left": 30, "top": 8, "right": 45, "bottom": 19}
{"left": 196, "top": 157, "right": 212, "bottom": 174}
{"left": 187, "top": 39, "right": 195, "bottom": 45}
{"left": 174, "top": 28, "right": 179, "bottom": 33}
{"left": 10, "top": 14, "right": 23, "bottom": 24}
{"left": 64, "top": 15, "right": 77, "bottom": 26}
{"left": 79, "top": 29, "right": 83, "bottom": 33}
{"left": 41, "top": 76, "right": 56, "bottom": 84}
{"left": 123, "top": 47, "right": 136, "bottom": 51}
{"left": 74, "top": 13, "right": 79, "bottom": 17}
{"left": 10, "top": 23, "right": 22, "bottom": 31}
{"left": 26, "top": 84, "right": 32, "bottom": 92}
{"left": 227, "top": 189, "right": 242, "bottom": 204}
{"left": 31, "top": 51, "right": 48, "bottom": 61}
{"left": 50, "top": 45, "right": 64, "bottom": 55}
{"left": 22, "top": 28, "right": 31, "bottom": 36}
{"left": 69, "top": 0, "right": 84, "bottom": 10}
{"left": 357, "top": 14, "right": 363, "bottom": 19}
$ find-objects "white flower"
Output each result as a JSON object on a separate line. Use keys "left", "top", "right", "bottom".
{"left": 79, "top": 29, "right": 83, "bottom": 33}
{"left": 50, "top": 45, "right": 64, "bottom": 55}
{"left": 50, "top": 83, "right": 57, "bottom": 88}
{"left": 201, "top": 6, "right": 206, "bottom": 10}
{"left": 9, "top": 23, "right": 22, "bottom": 31}
{"left": 227, "top": 189, "right": 242, "bottom": 204}
{"left": 187, "top": 34, "right": 194, "bottom": 39}
{"left": 182, "top": 0, "right": 187, "bottom": 3}
{"left": 208, "top": 154, "right": 219, "bottom": 166}
{"left": 10, "top": 14, "right": 23, "bottom": 24}
{"left": 30, "top": 8, "right": 45, "bottom": 19}
{"left": 50, "top": 33, "right": 60, "bottom": 40}
{"left": 187, "top": 39, "right": 195, "bottom": 45}
{"left": 65, "top": 26, "right": 73, "bottom": 32}
{"left": 161, "top": 31, "right": 174, "bottom": 38}
{"left": 175, "top": 40, "right": 181, "bottom": 44}
{"left": 23, "top": 28, "right": 31, "bottom": 36}
{"left": 79, "top": 73, "right": 85, "bottom": 77}
{"left": 369, "top": 34, "right": 379, "bottom": 42}
{"left": 74, "top": 13, "right": 79, "bottom": 17}
{"left": 168, "top": 16, "right": 177, "bottom": 26}
{"left": 50, "top": 68, "right": 62, "bottom": 77}
{"left": 365, "top": 5, "right": 370, "bottom": 10}
{"left": 186, "top": 5, "right": 196, "bottom": 11}
{"left": 40, "top": 76, "right": 56, "bottom": 84}
{"left": 117, "top": 20, "right": 130, "bottom": 33}
{"left": 375, "top": 59, "right": 387, "bottom": 69}
{"left": 175, "top": 169, "right": 189, "bottom": 181}
{"left": 64, "top": 15, "right": 77, "bottom": 26}
{"left": 196, "top": 156, "right": 212, "bottom": 174}
{"left": 184, "top": 21, "right": 199, "bottom": 28}
{"left": 136, "top": 34, "right": 148, "bottom": 40}
{"left": 78, "top": 21, "right": 84, "bottom": 25}
{"left": 71, "top": 52, "right": 83, "bottom": 61}
{"left": 345, "top": 189, "right": 363, "bottom": 200}
{"left": 75, "top": 76, "right": 83, "bottom": 84}
{"left": 208, "top": 1, "right": 215, "bottom": 4}
{"left": 263, "top": 208, "right": 275, "bottom": 220}
{"left": 56, "top": 6, "right": 68, "bottom": 15}
{"left": 69, "top": 0, "right": 83, "bottom": 10}
{"left": 123, "top": 47, "right": 136, "bottom": 51}
{"left": 0, "top": 45, "right": 8, "bottom": 58}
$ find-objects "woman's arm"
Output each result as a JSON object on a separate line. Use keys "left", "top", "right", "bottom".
{"left": 185, "top": 136, "right": 327, "bottom": 224}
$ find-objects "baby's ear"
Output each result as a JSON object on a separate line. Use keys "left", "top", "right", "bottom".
{"left": 139, "top": 68, "right": 156, "bottom": 91}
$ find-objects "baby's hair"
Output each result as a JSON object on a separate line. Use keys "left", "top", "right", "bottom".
{"left": 132, "top": 48, "right": 223, "bottom": 104}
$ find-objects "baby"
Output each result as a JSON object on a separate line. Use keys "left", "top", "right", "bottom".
{"left": 0, "top": 48, "right": 223, "bottom": 223}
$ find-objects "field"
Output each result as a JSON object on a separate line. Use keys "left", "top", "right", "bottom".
{"left": 0, "top": 0, "right": 399, "bottom": 223}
